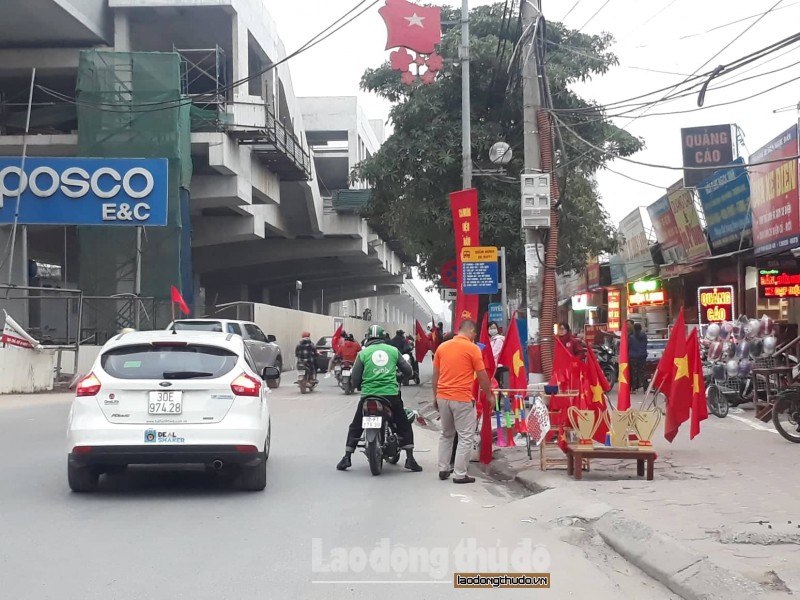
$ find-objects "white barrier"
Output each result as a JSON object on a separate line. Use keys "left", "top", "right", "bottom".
{"left": 0, "top": 348, "right": 56, "bottom": 394}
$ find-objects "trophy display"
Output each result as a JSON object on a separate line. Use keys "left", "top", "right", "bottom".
{"left": 631, "top": 409, "right": 662, "bottom": 447}
{"left": 609, "top": 410, "right": 633, "bottom": 448}
{"left": 567, "top": 407, "right": 602, "bottom": 446}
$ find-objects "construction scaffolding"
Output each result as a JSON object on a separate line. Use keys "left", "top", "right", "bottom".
{"left": 75, "top": 50, "right": 193, "bottom": 328}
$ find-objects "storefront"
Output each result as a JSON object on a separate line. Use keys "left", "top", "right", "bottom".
{"left": 627, "top": 278, "right": 669, "bottom": 336}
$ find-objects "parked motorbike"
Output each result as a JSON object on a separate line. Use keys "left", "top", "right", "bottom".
{"left": 337, "top": 360, "right": 355, "bottom": 395}
{"left": 296, "top": 359, "right": 318, "bottom": 394}
{"left": 594, "top": 343, "right": 617, "bottom": 389}
{"left": 773, "top": 388, "right": 800, "bottom": 443}
{"left": 398, "top": 353, "right": 420, "bottom": 386}
{"left": 359, "top": 395, "right": 416, "bottom": 476}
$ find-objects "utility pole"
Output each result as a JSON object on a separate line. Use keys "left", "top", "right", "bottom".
{"left": 522, "top": 1, "right": 543, "bottom": 335}
{"left": 461, "top": 0, "right": 472, "bottom": 190}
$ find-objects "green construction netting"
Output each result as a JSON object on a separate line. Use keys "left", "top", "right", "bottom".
{"left": 76, "top": 51, "right": 192, "bottom": 323}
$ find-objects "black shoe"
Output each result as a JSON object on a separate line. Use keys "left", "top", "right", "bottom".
{"left": 336, "top": 454, "right": 351, "bottom": 471}
{"left": 439, "top": 470, "right": 450, "bottom": 480}
{"left": 453, "top": 476, "right": 476, "bottom": 484}
{"left": 405, "top": 457, "right": 423, "bottom": 472}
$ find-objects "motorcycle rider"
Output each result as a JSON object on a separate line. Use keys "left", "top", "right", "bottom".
{"left": 339, "top": 334, "right": 361, "bottom": 365}
{"left": 336, "top": 325, "right": 422, "bottom": 472}
{"left": 295, "top": 331, "right": 319, "bottom": 382}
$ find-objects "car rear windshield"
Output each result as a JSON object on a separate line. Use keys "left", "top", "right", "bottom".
{"left": 317, "top": 337, "right": 332, "bottom": 347}
{"left": 101, "top": 344, "right": 239, "bottom": 380}
{"left": 172, "top": 321, "right": 224, "bottom": 332}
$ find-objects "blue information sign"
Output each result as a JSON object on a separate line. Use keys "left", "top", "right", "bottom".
{"left": 488, "top": 302, "right": 505, "bottom": 326}
{"left": 462, "top": 261, "right": 499, "bottom": 294}
{"left": 0, "top": 157, "right": 169, "bottom": 226}
{"left": 695, "top": 157, "right": 751, "bottom": 251}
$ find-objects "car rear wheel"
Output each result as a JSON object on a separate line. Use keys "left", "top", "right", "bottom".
{"left": 267, "top": 358, "right": 282, "bottom": 389}
{"left": 240, "top": 449, "right": 267, "bottom": 491}
{"left": 68, "top": 462, "right": 99, "bottom": 493}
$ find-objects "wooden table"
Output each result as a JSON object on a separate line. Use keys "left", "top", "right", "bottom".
{"left": 566, "top": 444, "right": 656, "bottom": 481}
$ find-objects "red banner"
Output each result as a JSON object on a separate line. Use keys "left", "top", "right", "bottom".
{"left": 607, "top": 289, "right": 621, "bottom": 331}
{"left": 450, "top": 189, "right": 480, "bottom": 328}
{"left": 750, "top": 124, "right": 800, "bottom": 255}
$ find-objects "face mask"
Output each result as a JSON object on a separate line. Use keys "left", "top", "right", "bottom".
{"left": 488, "top": 328, "right": 498, "bottom": 336}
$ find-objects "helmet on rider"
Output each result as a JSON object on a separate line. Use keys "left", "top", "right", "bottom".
{"left": 301, "top": 331, "right": 311, "bottom": 339}
{"left": 367, "top": 325, "right": 385, "bottom": 339}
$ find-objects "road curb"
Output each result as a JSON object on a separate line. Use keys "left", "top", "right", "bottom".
{"left": 595, "top": 510, "right": 766, "bottom": 600}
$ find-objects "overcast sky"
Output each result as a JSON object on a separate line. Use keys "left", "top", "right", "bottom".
{"left": 263, "top": 0, "right": 800, "bottom": 312}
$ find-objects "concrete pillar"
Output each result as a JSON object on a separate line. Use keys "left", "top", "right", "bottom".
{"left": 0, "top": 227, "right": 29, "bottom": 327}
{"left": 114, "top": 11, "right": 131, "bottom": 51}
{"left": 231, "top": 14, "right": 249, "bottom": 85}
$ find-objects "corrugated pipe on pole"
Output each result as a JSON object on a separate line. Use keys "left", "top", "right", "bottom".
{"left": 537, "top": 109, "right": 559, "bottom": 379}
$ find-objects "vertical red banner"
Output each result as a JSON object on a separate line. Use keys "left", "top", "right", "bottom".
{"left": 450, "top": 189, "right": 480, "bottom": 329}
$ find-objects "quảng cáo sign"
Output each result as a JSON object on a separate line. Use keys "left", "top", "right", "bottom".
{"left": 0, "top": 157, "right": 169, "bottom": 226}
{"left": 697, "top": 285, "right": 735, "bottom": 324}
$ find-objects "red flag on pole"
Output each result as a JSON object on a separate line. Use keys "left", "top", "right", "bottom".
{"left": 498, "top": 318, "right": 527, "bottom": 391}
{"left": 170, "top": 286, "right": 190, "bottom": 316}
{"left": 414, "top": 320, "right": 431, "bottom": 363}
{"left": 476, "top": 313, "right": 498, "bottom": 464}
{"left": 379, "top": 0, "right": 442, "bottom": 54}
{"left": 664, "top": 314, "right": 693, "bottom": 442}
{"left": 583, "top": 353, "right": 610, "bottom": 443}
{"left": 617, "top": 321, "right": 631, "bottom": 411}
{"left": 331, "top": 324, "right": 344, "bottom": 355}
{"left": 653, "top": 308, "right": 685, "bottom": 398}
{"left": 687, "top": 328, "right": 709, "bottom": 440}
{"left": 550, "top": 338, "right": 582, "bottom": 391}
{"left": 586, "top": 345, "right": 611, "bottom": 393}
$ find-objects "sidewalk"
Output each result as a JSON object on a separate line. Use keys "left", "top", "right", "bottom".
{"left": 487, "top": 390, "right": 800, "bottom": 597}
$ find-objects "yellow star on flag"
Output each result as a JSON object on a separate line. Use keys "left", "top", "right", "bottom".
{"left": 591, "top": 382, "right": 604, "bottom": 404}
{"left": 674, "top": 355, "right": 689, "bottom": 380}
{"left": 512, "top": 350, "right": 524, "bottom": 377}
{"left": 693, "top": 373, "right": 700, "bottom": 395}
{"left": 618, "top": 362, "right": 628, "bottom": 385}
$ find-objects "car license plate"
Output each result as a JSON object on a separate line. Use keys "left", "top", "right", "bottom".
{"left": 148, "top": 391, "right": 183, "bottom": 415}
{"left": 362, "top": 416, "right": 382, "bottom": 429}
{"left": 342, "top": 370, "right": 351, "bottom": 376}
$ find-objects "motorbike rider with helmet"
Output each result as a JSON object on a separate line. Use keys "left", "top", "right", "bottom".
{"left": 336, "top": 325, "right": 422, "bottom": 472}
{"left": 295, "top": 331, "right": 319, "bottom": 382}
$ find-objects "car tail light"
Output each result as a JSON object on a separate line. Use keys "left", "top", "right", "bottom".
{"left": 76, "top": 373, "right": 102, "bottom": 397}
{"left": 231, "top": 373, "right": 261, "bottom": 397}
{"left": 235, "top": 445, "right": 258, "bottom": 453}
{"left": 72, "top": 446, "right": 93, "bottom": 454}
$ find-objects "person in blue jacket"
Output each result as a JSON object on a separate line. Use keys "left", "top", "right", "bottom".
{"left": 629, "top": 322, "right": 649, "bottom": 392}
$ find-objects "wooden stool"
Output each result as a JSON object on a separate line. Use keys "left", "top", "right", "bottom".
{"left": 566, "top": 444, "right": 656, "bottom": 481}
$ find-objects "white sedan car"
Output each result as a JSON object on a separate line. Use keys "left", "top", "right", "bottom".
{"left": 67, "top": 330, "right": 278, "bottom": 492}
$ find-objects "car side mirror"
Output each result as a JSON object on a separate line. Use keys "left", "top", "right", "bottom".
{"left": 262, "top": 366, "right": 281, "bottom": 380}
{"left": 267, "top": 334, "right": 277, "bottom": 343}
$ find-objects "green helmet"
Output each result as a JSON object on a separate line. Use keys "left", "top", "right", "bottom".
{"left": 367, "top": 324, "right": 385, "bottom": 339}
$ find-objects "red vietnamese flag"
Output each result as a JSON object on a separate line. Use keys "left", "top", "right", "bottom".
{"left": 478, "top": 314, "right": 497, "bottom": 378}
{"left": 170, "top": 285, "right": 190, "bottom": 316}
{"left": 586, "top": 345, "right": 611, "bottom": 393}
{"left": 664, "top": 314, "right": 693, "bottom": 442}
{"left": 414, "top": 320, "right": 431, "bottom": 363}
{"left": 476, "top": 314, "right": 498, "bottom": 464}
{"left": 617, "top": 321, "right": 631, "bottom": 411}
{"left": 331, "top": 324, "right": 344, "bottom": 354}
{"left": 498, "top": 318, "right": 527, "bottom": 391}
{"left": 687, "top": 328, "right": 709, "bottom": 439}
{"left": 379, "top": 0, "right": 442, "bottom": 55}
{"left": 583, "top": 352, "right": 610, "bottom": 443}
{"left": 653, "top": 308, "right": 686, "bottom": 397}
{"left": 550, "top": 338, "right": 583, "bottom": 391}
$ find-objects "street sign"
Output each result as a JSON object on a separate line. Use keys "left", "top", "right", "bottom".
{"left": 0, "top": 157, "right": 169, "bottom": 226}
{"left": 488, "top": 302, "right": 505, "bottom": 327}
{"left": 440, "top": 259, "right": 458, "bottom": 288}
{"left": 461, "top": 246, "right": 499, "bottom": 294}
{"left": 440, "top": 288, "right": 457, "bottom": 301}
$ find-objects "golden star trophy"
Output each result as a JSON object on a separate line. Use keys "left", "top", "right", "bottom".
{"left": 567, "top": 406, "right": 602, "bottom": 446}
{"left": 631, "top": 409, "right": 662, "bottom": 447}
{"left": 609, "top": 410, "right": 633, "bottom": 448}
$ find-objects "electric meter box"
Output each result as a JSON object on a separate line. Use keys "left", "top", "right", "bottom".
{"left": 521, "top": 173, "right": 551, "bottom": 229}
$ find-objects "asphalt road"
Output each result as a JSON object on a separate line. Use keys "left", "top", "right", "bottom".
{"left": 0, "top": 367, "right": 673, "bottom": 599}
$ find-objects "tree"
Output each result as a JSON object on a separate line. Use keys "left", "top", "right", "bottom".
{"left": 354, "top": 3, "right": 643, "bottom": 289}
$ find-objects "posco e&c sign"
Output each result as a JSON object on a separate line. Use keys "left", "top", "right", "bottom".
{"left": 0, "top": 157, "right": 169, "bottom": 226}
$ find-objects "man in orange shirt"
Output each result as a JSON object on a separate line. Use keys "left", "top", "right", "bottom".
{"left": 433, "top": 319, "right": 493, "bottom": 484}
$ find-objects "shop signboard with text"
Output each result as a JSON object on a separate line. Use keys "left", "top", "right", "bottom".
{"left": 607, "top": 289, "right": 622, "bottom": 331}
{"left": 667, "top": 179, "right": 710, "bottom": 261}
{"left": 584, "top": 323, "right": 608, "bottom": 347}
{"left": 758, "top": 269, "right": 800, "bottom": 298}
{"left": 681, "top": 124, "right": 735, "bottom": 188}
{"left": 619, "top": 208, "right": 655, "bottom": 281}
{"left": 0, "top": 157, "right": 169, "bottom": 226}
{"left": 750, "top": 124, "right": 800, "bottom": 255}
{"left": 696, "top": 158, "right": 751, "bottom": 251}
{"left": 647, "top": 194, "right": 686, "bottom": 264}
{"left": 587, "top": 256, "right": 600, "bottom": 290}
{"left": 627, "top": 279, "right": 666, "bottom": 308}
{"left": 697, "top": 285, "right": 735, "bottom": 325}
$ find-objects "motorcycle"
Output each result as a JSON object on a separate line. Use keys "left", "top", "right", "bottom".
{"left": 594, "top": 343, "right": 617, "bottom": 389}
{"left": 337, "top": 360, "right": 355, "bottom": 395}
{"left": 773, "top": 388, "right": 800, "bottom": 443}
{"left": 358, "top": 395, "right": 417, "bottom": 476}
{"left": 296, "top": 359, "right": 318, "bottom": 394}
{"left": 398, "top": 353, "right": 420, "bottom": 386}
